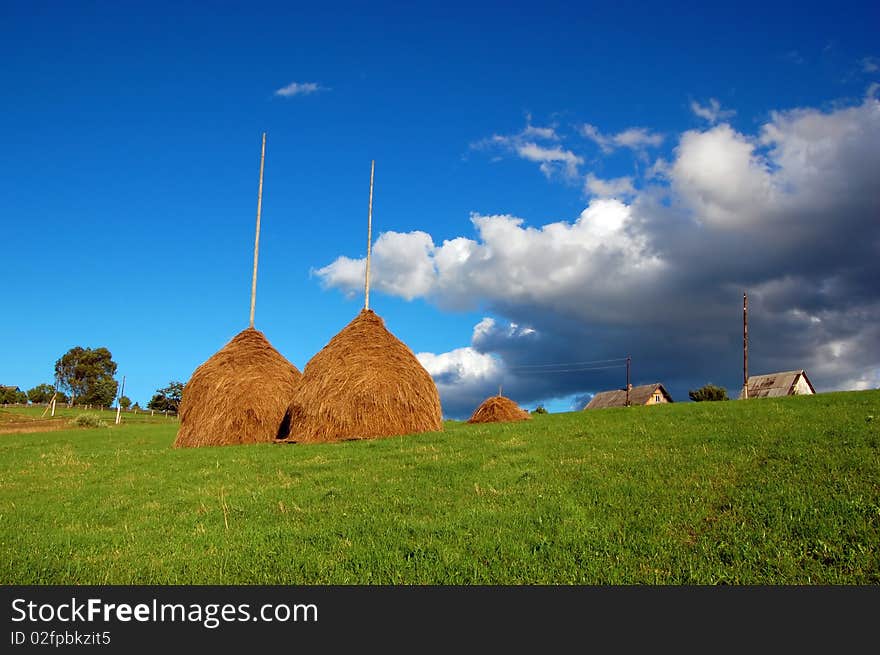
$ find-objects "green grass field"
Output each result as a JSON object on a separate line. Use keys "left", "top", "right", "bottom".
{"left": 1, "top": 391, "right": 878, "bottom": 584}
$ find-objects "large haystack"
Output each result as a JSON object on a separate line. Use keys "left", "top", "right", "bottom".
{"left": 174, "top": 328, "right": 302, "bottom": 448}
{"left": 278, "top": 309, "right": 442, "bottom": 443}
{"left": 467, "top": 395, "right": 531, "bottom": 424}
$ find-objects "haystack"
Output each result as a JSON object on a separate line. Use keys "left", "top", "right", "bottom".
{"left": 174, "top": 328, "right": 302, "bottom": 448}
{"left": 278, "top": 309, "right": 442, "bottom": 443}
{"left": 467, "top": 395, "right": 531, "bottom": 424}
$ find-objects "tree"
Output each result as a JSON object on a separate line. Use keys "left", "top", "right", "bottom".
{"left": 54, "top": 346, "right": 118, "bottom": 406}
{"left": 688, "top": 384, "right": 729, "bottom": 402}
{"left": 83, "top": 377, "right": 119, "bottom": 407}
{"left": 0, "top": 386, "right": 28, "bottom": 404}
{"left": 118, "top": 396, "right": 132, "bottom": 410}
{"left": 148, "top": 380, "right": 185, "bottom": 412}
{"left": 27, "top": 383, "right": 57, "bottom": 404}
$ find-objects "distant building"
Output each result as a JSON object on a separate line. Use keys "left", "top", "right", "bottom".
{"left": 584, "top": 383, "right": 673, "bottom": 410}
{"left": 740, "top": 370, "right": 815, "bottom": 399}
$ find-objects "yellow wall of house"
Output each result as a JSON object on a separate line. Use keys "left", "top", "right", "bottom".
{"left": 644, "top": 388, "right": 669, "bottom": 405}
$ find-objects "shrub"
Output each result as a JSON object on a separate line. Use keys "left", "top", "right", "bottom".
{"left": 688, "top": 384, "right": 729, "bottom": 402}
{"left": 72, "top": 414, "right": 108, "bottom": 428}
{"left": 531, "top": 405, "right": 549, "bottom": 415}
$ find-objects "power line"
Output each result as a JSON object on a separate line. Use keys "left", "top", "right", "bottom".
{"left": 507, "top": 363, "right": 627, "bottom": 374}
{"left": 507, "top": 357, "right": 627, "bottom": 370}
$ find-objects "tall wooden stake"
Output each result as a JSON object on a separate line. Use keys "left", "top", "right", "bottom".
{"left": 41, "top": 392, "right": 56, "bottom": 418}
{"left": 743, "top": 291, "right": 749, "bottom": 399}
{"left": 364, "top": 159, "right": 375, "bottom": 311}
{"left": 115, "top": 375, "right": 126, "bottom": 425}
{"left": 249, "top": 132, "right": 267, "bottom": 328}
{"left": 625, "top": 355, "right": 631, "bottom": 406}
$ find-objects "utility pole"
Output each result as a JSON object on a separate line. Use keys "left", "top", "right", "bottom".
{"left": 743, "top": 292, "right": 749, "bottom": 399}
{"left": 625, "top": 355, "right": 631, "bottom": 406}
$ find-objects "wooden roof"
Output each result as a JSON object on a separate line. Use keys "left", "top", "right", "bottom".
{"left": 584, "top": 383, "right": 673, "bottom": 409}
{"left": 739, "top": 370, "right": 815, "bottom": 398}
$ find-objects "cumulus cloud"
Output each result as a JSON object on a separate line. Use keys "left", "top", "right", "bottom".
{"left": 671, "top": 124, "right": 775, "bottom": 226}
{"left": 274, "top": 81, "right": 325, "bottom": 97}
{"left": 315, "top": 198, "right": 663, "bottom": 316}
{"left": 690, "top": 98, "right": 736, "bottom": 124}
{"left": 314, "top": 230, "right": 436, "bottom": 300}
{"left": 585, "top": 173, "right": 636, "bottom": 199}
{"left": 321, "top": 94, "right": 880, "bottom": 411}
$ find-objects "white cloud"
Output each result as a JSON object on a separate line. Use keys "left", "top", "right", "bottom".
{"left": 860, "top": 57, "right": 879, "bottom": 73}
{"left": 472, "top": 122, "right": 579, "bottom": 178}
{"left": 580, "top": 123, "right": 664, "bottom": 153}
{"left": 579, "top": 123, "right": 613, "bottom": 152}
{"left": 690, "top": 98, "right": 736, "bottom": 124}
{"left": 515, "top": 142, "right": 583, "bottom": 178}
{"left": 521, "top": 124, "right": 560, "bottom": 140}
{"left": 612, "top": 127, "right": 664, "bottom": 149}
{"left": 417, "top": 346, "right": 501, "bottom": 384}
{"left": 314, "top": 230, "right": 436, "bottom": 300}
{"left": 585, "top": 173, "right": 636, "bottom": 198}
{"left": 671, "top": 124, "right": 775, "bottom": 227}
{"left": 274, "top": 81, "right": 324, "bottom": 97}
{"left": 315, "top": 198, "right": 663, "bottom": 317}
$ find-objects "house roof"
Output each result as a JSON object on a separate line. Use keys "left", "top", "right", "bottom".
{"left": 584, "top": 383, "right": 673, "bottom": 409}
{"left": 740, "top": 370, "right": 815, "bottom": 399}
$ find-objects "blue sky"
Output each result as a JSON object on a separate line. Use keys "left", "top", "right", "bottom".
{"left": 2, "top": 1, "right": 878, "bottom": 417}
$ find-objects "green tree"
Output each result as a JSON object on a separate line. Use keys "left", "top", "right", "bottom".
{"left": 118, "top": 396, "right": 132, "bottom": 410}
{"left": 0, "top": 386, "right": 28, "bottom": 404}
{"left": 82, "top": 376, "right": 119, "bottom": 407}
{"left": 27, "top": 383, "right": 57, "bottom": 404}
{"left": 54, "top": 346, "right": 118, "bottom": 406}
{"left": 688, "top": 383, "right": 729, "bottom": 402}
{"left": 148, "top": 380, "right": 185, "bottom": 412}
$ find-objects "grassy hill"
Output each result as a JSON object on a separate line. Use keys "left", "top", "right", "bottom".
{"left": 1, "top": 390, "right": 878, "bottom": 584}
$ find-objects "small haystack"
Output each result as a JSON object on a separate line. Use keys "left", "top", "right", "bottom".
{"left": 467, "top": 395, "right": 531, "bottom": 424}
{"left": 278, "top": 309, "right": 442, "bottom": 443}
{"left": 174, "top": 328, "right": 302, "bottom": 448}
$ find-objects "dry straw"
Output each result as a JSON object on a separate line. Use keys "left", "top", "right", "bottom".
{"left": 278, "top": 309, "right": 443, "bottom": 443}
{"left": 174, "top": 328, "right": 302, "bottom": 448}
{"left": 467, "top": 395, "right": 531, "bottom": 424}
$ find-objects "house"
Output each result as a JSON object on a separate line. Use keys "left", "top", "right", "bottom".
{"left": 739, "top": 370, "right": 815, "bottom": 399}
{"left": 583, "top": 383, "right": 673, "bottom": 409}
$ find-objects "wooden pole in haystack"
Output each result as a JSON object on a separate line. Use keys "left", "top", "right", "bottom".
{"left": 742, "top": 291, "right": 749, "bottom": 399}
{"left": 249, "top": 132, "right": 267, "bottom": 329}
{"left": 364, "top": 159, "right": 375, "bottom": 311}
